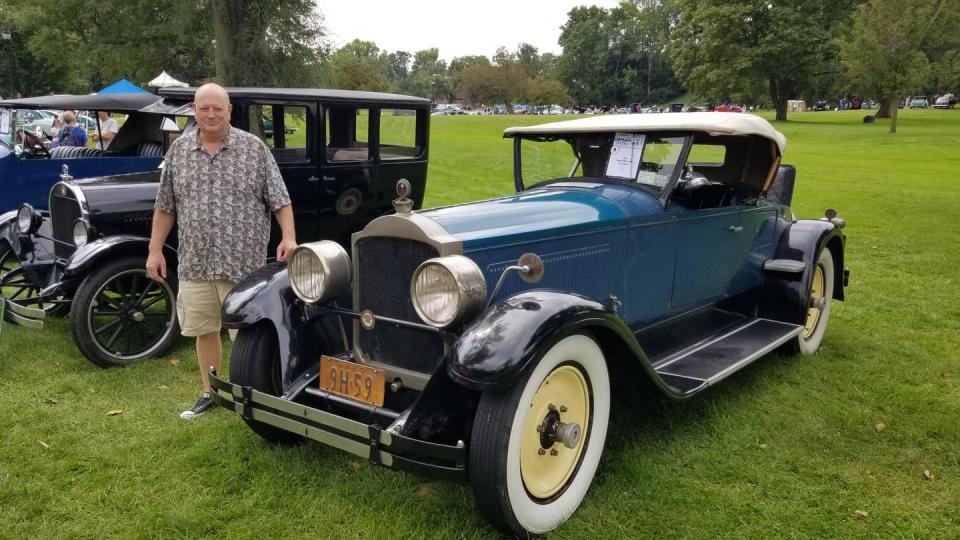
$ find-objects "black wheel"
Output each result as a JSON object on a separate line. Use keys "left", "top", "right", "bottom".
{"left": 783, "top": 248, "right": 835, "bottom": 355}
{"left": 469, "top": 334, "right": 610, "bottom": 537}
{"left": 70, "top": 256, "right": 180, "bottom": 368}
{"left": 0, "top": 245, "right": 67, "bottom": 316}
{"left": 229, "top": 321, "right": 303, "bottom": 444}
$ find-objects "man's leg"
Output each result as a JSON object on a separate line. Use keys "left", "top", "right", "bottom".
{"left": 196, "top": 331, "right": 222, "bottom": 393}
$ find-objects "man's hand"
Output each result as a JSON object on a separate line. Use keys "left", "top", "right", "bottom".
{"left": 276, "top": 238, "right": 297, "bottom": 262}
{"left": 146, "top": 251, "right": 167, "bottom": 282}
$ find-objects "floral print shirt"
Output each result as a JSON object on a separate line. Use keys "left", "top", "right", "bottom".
{"left": 155, "top": 127, "right": 291, "bottom": 282}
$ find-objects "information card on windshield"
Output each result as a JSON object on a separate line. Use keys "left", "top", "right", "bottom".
{"left": 0, "top": 109, "right": 10, "bottom": 135}
{"left": 605, "top": 132, "right": 645, "bottom": 179}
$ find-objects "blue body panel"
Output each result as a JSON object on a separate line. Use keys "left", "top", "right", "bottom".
{"left": 0, "top": 147, "right": 161, "bottom": 211}
{"left": 423, "top": 183, "right": 690, "bottom": 329}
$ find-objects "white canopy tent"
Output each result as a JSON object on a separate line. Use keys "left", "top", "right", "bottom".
{"left": 148, "top": 71, "right": 189, "bottom": 89}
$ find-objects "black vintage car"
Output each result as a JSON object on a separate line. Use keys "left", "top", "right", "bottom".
{"left": 0, "top": 87, "right": 431, "bottom": 367}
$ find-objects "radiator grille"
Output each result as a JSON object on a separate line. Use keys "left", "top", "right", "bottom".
{"left": 356, "top": 237, "right": 443, "bottom": 373}
{"left": 50, "top": 189, "right": 81, "bottom": 259}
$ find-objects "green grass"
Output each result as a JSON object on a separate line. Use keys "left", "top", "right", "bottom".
{"left": 2, "top": 109, "right": 959, "bottom": 538}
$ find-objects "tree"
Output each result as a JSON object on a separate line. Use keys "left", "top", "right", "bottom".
{"left": 329, "top": 40, "right": 389, "bottom": 91}
{"left": 839, "top": 0, "right": 958, "bottom": 132}
{"left": 210, "top": 0, "right": 326, "bottom": 87}
{"left": 671, "top": 0, "right": 855, "bottom": 121}
{"left": 557, "top": 6, "right": 613, "bottom": 105}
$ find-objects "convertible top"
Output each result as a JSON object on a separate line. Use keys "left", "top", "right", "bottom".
{"left": 504, "top": 112, "right": 787, "bottom": 154}
{"left": 0, "top": 93, "right": 160, "bottom": 111}
{"left": 158, "top": 87, "right": 431, "bottom": 107}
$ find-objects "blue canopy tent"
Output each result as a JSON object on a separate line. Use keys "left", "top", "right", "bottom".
{"left": 97, "top": 79, "right": 148, "bottom": 95}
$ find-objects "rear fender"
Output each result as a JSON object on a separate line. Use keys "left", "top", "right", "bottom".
{"left": 447, "top": 290, "right": 668, "bottom": 393}
{"left": 222, "top": 263, "right": 347, "bottom": 390}
{"left": 759, "top": 219, "right": 846, "bottom": 325}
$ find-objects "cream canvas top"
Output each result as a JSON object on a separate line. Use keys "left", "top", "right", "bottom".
{"left": 504, "top": 112, "right": 787, "bottom": 154}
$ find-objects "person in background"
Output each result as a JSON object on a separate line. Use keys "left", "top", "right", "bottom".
{"left": 146, "top": 83, "right": 296, "bottom": 420}
{"left": 91, "top": 111, "right": 119, "bottom": 150}
{"left": 58, "top": 111, "right": 88, "bottom": 147}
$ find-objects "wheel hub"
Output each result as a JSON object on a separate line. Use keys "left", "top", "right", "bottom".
{"left": 538, "top": 407, "right": 582, "bottom": 450}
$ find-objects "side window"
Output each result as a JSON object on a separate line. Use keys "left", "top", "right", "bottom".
{"left": 687, "top": 144, "right": 726, "bottom": 167}
{"left": 380, "top": 109, "right": 421, "bottom": 159}
{"left": 326, "top": 106, "right": 370, "bottom": 162}
{"left": 247, "top": 103, "right": 309, "bottom": 163}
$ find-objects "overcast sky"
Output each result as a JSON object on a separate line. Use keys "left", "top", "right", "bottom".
{"left": 315, "top": 0, "right": 622, "bottom": 61}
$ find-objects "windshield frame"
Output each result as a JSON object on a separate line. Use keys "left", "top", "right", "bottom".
{"left": 511, "top": 130, "right": 695, "bottom": 206}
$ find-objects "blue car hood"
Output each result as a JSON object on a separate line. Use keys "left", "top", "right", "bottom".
{"left": 421, "top": 185, "right": 635, "bottom": 250}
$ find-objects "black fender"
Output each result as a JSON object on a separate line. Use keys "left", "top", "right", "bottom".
{"left": 447, "top": 290, "right": 664, "bottom": 393}
{"left": 759, "top": 218, "right": 846, "bottom": 325}
{"left": 221, "top": 262, "right": 346, "bottom": 390}
{"left": 63, "top": 235, "right": 178, "bottom": 279}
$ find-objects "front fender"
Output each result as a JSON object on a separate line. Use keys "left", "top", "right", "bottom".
{"left": 64, "top": 235, "right": 177, "bottom": 278}
{"left": 759, "top": 218, "right": 846, "bottom": 325}
{"left": 447, "top": 290, "right": 651, "bottom": 391}
{"left": 222, "top": 263, "right": 346, "bottom": 390}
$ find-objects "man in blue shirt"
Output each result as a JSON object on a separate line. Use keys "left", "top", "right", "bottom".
{"left": 58, "top": 111, "right": 88, "bottom": 147}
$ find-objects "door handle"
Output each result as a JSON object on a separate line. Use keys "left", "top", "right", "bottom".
{"left": 322, "top": 175, "right": 335, "bottom": 181}
{"left": 307, "top": 176, "right": 319, "bottom": 182}
{"left": 728, "top": 226, "right": 743, "bottom": 232}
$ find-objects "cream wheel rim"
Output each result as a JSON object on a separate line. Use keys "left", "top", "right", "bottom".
{"left": 803, "top": 264, "right": 825, "bottom": 338}
{"left": 519, "top": 364, "right": 591, "bottom": 499}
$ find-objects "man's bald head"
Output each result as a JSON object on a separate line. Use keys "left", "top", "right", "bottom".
{"left": 194, "top": 83, "right": 233, "bottom": 140}
{"left": 195, "top": 83, "right": 230, "bottom": 107}
{"left": 62, "top": 111, "right": 76, "bottom": 124}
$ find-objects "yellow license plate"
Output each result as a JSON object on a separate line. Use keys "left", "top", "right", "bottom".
{"left": 319, "top": 355, "right": 386, "bottom": 406}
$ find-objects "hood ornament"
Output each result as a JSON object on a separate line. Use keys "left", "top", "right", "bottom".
{"left": 60, "top": 164, "right": 73, "bottom": 182}
{"left": 393, "top": 178, "right": 414, "bottom": 215}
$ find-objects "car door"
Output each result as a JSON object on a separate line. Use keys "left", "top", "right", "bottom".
{"left": 241, "top": 101, "right": 322, "bottom": 247}
{"left": 670, "top": 205, "right": 743, "bottom": 310}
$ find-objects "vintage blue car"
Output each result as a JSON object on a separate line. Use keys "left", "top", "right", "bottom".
{"left": 0, "top": 92, "right": 167, "bottom": 213}
{"left": 208, "top": 113, "right": 848, "bottom": 536}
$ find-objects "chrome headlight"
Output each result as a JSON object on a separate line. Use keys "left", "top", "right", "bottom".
{"left": 17, "top": 204, "right": 40, "bottom": 234}
{"left": 289, "top": 241, "right": 351, "bottom": 304}
{"left": 411, "top": 255, "right": 486, "bottom": 328}
{"left": 72, "top": 219, "right": 91, "bottom": 247}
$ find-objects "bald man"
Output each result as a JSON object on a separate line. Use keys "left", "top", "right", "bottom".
{"left": 147, "top": 83, "right": 297, "bottom": 419}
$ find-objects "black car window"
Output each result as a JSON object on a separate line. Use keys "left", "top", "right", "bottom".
{"left": 247, "top": 103, "right": 309, "bottom": 163}
{"left": 380, "top": 108, "right": 421, "bottom": 159}
{"left": 326, "top": 106, "right": 370, "bottom": 162}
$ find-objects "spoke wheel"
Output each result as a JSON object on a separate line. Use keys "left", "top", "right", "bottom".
{"left": 0, "top": 246, "right": 66, "bottom": 315}
{"left": 469, "top": 334, "right": 610, "bottom": 537}
{"left": 70, "top": 256, "right": 180, "bottom": 368}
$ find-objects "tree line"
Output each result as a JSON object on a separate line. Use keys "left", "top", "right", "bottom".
{"left": 1, "top": 0, "right": 958, "bottom": 128}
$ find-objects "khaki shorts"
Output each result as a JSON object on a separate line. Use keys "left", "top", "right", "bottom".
{"left": 176, "top": 279, "right": 237, "bottom": 339}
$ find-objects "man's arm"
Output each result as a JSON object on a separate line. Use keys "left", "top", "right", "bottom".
{"left": 274, "top": 204, "right": 296, "bottom": 262}
{"left": 146, "top": 209, "right": 175, "bottom": 282}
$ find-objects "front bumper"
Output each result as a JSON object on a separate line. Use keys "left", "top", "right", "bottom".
{"left": 208, "top": 370, "right": 467, "bottom": 482}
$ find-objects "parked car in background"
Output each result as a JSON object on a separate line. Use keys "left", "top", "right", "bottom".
{"left": 908, "top": 96, "right": 929, "bottom": 108}
{"left": 1, "top": 87, "right": 431, "bottom": 369}
{"left": 18, "top": 109, "right": 59, "bottom": 137}
{"left": 0, "top": 93, "right": 165, "bottom": 212}
{"left": 714, "top": 103, "right": 744, "bottom": 112}
{"left": 208, "top": 112, "right": 848, "bottom": 536}
{"left": 933, "top": 93, "right": 955, "bottom": 109}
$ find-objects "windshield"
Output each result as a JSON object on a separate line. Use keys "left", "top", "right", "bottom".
{"left": 519, "top": 133, "right": 688, "bottom": 190}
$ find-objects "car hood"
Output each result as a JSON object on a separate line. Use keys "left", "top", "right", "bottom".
{"left": 72, "top": 170, "right": 161, "bottom": 217}
{"left": 421, "top": 182, "right": 667, "bottom": 250}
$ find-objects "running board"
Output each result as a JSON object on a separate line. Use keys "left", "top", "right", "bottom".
{"left": 652, "top": 318, "right": 802, "bottom": 397}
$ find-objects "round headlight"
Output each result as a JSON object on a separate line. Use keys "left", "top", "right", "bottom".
{"left": 17, "top": 204, "right": 35, "bottom": 234}
{"left": 289, "top": 241, "right": 351, "bottom": 304}
{"left": 72, "top": 219, "right": 90, "bottom": 248}
{"left": 411, "top": 255, "right": 486, "bottom": 328}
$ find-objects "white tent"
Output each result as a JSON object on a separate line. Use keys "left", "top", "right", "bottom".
{"left": 148, "top": 71, "right": 189, "bottom": 88}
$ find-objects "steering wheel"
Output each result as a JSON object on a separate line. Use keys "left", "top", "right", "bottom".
{"left": 20, "top": 130, "right": 50, "bottom": 158}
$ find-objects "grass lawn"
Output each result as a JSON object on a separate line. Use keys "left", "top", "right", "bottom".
{"left": 1, "top": 109, "right": 958, "bottom": 538}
